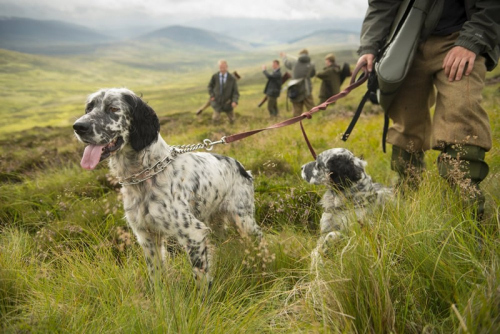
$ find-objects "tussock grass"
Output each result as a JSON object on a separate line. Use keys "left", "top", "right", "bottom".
{"left": 1, "top": 48, "right": 499, "bottom": 333}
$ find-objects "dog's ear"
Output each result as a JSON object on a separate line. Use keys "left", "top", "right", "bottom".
{"left": 326, "top": 155, "right": 363, "bottom": 189}
{"left": 124, "top": 93, "right": 160, "bottom": 151}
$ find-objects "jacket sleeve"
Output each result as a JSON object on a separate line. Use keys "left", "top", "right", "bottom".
{"left": 283, "top": 56, "right": 296, "bottom": 70}
{"left": 456, "top": 0, "right": 500, "bottom": 70}
{"left": 316, "top": 68, "right": 329, "bottom": 80}
{"left": 262, "top": 70, "right": 280, "bottom": 80}
{"left": 232, "top": 80, "right": 240, "bottom": 104}
{"left": 358, "top": 0, "right": 403, "bottom": 56}
{"left": 309, "top": 64, "right": 316, "bottom": 78}
{"left": 208, "top": 74, "right": 216, "bottom": 97}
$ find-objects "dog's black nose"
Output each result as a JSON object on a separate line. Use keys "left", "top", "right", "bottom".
{"left": 73, "top": 122, "right": 91, "bottom": 134}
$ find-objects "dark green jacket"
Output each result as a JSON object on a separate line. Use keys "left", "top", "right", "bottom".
{"left": 263, "top": 68, "right": 282, "bottom": 98}
{"left": 208, "top": 72, "right": 239, "bottom": 112}
{"left": 316, "top": 64, "right": 341, "bottom": 103}
{"left": 358, "top": 0, "right": 500, "bottom": 71}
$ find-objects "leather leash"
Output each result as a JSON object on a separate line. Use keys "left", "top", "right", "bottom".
{"left": 222, "top": 62, "right": 368, "bottom": 159}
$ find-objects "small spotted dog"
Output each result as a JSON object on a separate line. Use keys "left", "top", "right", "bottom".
{"left": 73, "top": 88, "right": 262, "bottom": 286}
{"left": 301, "top": 148, "right": 393, "bottom": 263}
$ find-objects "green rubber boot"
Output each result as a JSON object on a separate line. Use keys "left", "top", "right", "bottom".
{"left": 391, "top": 145, "right": 426, "bottom": 190}
{"left": 437, "top": 145, "right": 489, "bottom": 221}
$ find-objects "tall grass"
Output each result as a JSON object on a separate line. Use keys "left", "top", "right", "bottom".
{"left": 1, "top": 48, "right": 499, "bottom": 333}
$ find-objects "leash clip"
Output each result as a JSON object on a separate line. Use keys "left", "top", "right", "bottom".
{"left": 203, "top": 136, "right": 226, "bottom": 151}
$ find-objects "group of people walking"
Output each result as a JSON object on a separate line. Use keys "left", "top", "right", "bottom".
{"left": 201, "top": 49, "right": 346, "bottom": 124}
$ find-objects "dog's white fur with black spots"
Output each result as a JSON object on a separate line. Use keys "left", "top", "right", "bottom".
{"left": 73, "top": 88, "right": 262, "bottom": 286}
{"left": 301, "top": 148, "right": 393, "bottom": 264}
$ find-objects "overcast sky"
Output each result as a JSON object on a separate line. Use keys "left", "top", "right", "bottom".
{"left": 0, "top": 0, "right": 369, "bottom": 23}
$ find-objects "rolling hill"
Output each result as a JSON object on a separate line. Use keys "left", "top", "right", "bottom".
{"left": 0, "top": 16, "right": 114, "bottom": 55}
{"left": 288, "top": 29, "right": 359, "bottom": 47}
{"left": 185, "top": 17, "right": 362, "bottom": 45}
{"left": 139, "top": 25, "right": 253, "bottom": 52}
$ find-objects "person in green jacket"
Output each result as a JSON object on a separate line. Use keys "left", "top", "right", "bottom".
{"left": 356, "top": 0, "right": 500, "bottom": 220}
{"left": 208, "top": 59, "right": 240, "bottom": 125}
{"left": 316, "top": 53, "right": 341, "bottom": 104}
{"left": 262, "top": 60, "right": 283, "bottom": 117}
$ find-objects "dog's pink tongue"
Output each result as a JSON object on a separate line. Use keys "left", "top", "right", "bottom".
{"left": 81, "top": 145, "right": 105, "bottom": 170}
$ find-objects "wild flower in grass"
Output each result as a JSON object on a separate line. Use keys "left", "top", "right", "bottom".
{"left": 35, "top": 227, "right": 56, "bottom": 246}
{"left": 66, "top": 225, "right": 84, "bottom": 234}
{"left": 103, "top": 196, "right": 122, "bottom": 215}
{"left": 58, "top": 201, "right": 68, "bottom": 211}
{"left": 263, "top": 160, "right": 277, "bottom": 169}
{"left": 240, "top": 236, "right": 275, "bottom": 275}
{"left": 438, "top": 143, "right": 481, "bottom": 200}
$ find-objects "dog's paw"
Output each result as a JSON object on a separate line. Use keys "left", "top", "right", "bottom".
{"left": 324, "top": 231, "right": 343, "bottom": 245}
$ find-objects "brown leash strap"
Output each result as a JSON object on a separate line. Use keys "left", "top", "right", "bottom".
{"left": 223, "top": 62, "right": 368, "bottom": 154}
{"left": 300, "top": 120, "right": 316, "bottom": 159}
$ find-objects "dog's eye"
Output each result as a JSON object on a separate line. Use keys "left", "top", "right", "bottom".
{"left": 85, "top": 103, "right": 94, "bottom": 114}
{"left": 109, "top": 107, "right": 120, "bottom": 113}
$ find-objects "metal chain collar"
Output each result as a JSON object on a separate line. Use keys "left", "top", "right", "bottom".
{"left": 172, "top": 137, "right": 226, "bottom": 154}
{"left": 118, "top": 137, "right": 226, "bottom": 186}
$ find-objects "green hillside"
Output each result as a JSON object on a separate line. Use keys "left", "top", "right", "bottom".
{"left": 0, "top": 47, "right": 359, "bottom": 135}
{"left": 0, "top": 17, "right": 113, "bottom": 55}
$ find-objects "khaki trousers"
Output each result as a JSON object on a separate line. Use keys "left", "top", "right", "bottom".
{"left": 267, "top": 96, "right": 278, "bottom": 116}
{"left": 386, "top": 32, "right": 492, "bottom": 152}
{"left": 212, "top": 109, "right": 235, "bottom": 124}
{"left": 292, "top": 94, "right": 315, "bottom": 116}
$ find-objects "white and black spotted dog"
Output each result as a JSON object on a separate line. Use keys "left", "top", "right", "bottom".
{"left": 301, "top": 148, "right": 393, "bottom": 264}
{"left": 73, "top": 88, "right": 262, "bottom": 286}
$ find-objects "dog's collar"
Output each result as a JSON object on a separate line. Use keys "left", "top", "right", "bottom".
{"left": 119, "top": 149, "right": 178, "bottom": 186}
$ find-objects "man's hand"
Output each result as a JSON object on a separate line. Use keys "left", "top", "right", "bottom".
{"left": 280, "top": 52, "right": 286, "bottom": 58}
{"left": 262, "top": 65, "right": 266, "bottom": 71}
{"left": 210, "top": 97, "right": 215, "bottom": 101}
{"left": 443, "top": 46, "right": 476, "bottom": 82}
{"left": 231, "top": 102, "right": 237, "bottom": 108}
{"left": 357, "top": 54, "right": 375, "bottom": 73}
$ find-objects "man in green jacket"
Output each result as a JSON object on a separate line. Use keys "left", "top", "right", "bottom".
{"left": 208, "top": 59, "right": 240, "bottom": 124}
{"left": 356, "top": 0, "right": 500, "bottom": 219}
{"left": 316, "top": 53, "right": 341, "bottom": 104}
{"left": 262, "top": 60, "right": 283, "bottom": 117}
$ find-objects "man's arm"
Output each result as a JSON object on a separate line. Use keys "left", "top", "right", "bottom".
{"left": 281, "top": 53, "right": 296, "bottom": 70}
{"left": 208, "top": 74, "right": 216, "bottom": 99}
{"left": 309, "top": 64, "right": 316, "bottom": 78}
{"left": 231, "top": 79, "right": 240, "bottom": 107}
{"left": 358, "top": 0, "right": 401, "bottom": 56}
{"left": 357, "top": 0, "right": 401, "bottom": 73}
{"left": 444, "top": 0, "right": 500, "bottom": 80}
{"left": 316, "top": 67, "right": 329, "bottom": 80}
{"left": 263, "top": 70, "right": 281, "bottom": 80}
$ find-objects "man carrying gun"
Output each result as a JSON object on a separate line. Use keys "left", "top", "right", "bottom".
{"left": 260, "top": 60, "right": 284, "bottom": 118}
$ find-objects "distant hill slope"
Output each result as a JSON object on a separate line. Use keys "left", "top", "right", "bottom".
{"left": 139, "top": 25, "right": 252, "bottom": 52}
{"left": 185, "top": 17, "right": 362, "bottom": 45}
{"left": 0, "top": 16, "right": 114, "bottom": 54}
{"left": 288, "top": 29, "right": 359, "bottom": 47}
